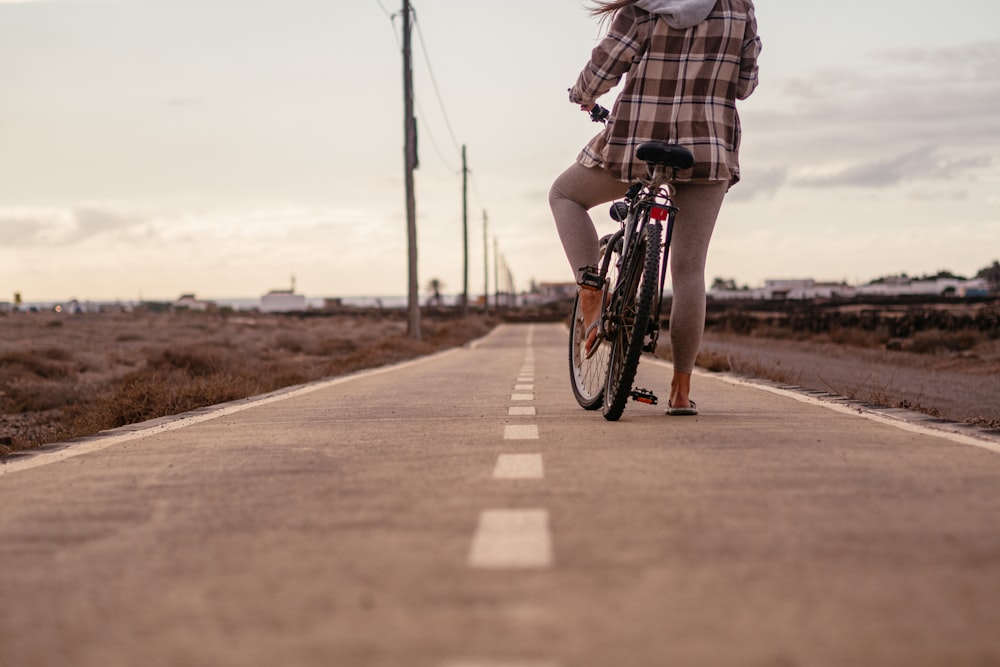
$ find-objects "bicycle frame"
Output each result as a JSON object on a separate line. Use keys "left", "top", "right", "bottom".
{"left": 596, "top": 164, "right": 680, "bottom": 355}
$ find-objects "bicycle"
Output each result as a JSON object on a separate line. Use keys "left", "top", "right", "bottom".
{"left": 568, "top": 104, "right": 694, "bottom": 421}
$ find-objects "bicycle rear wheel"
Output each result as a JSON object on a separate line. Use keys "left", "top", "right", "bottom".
{"left": 603, "top": 221, "right": 662, "bottom": 421}
{"left": 568, "top": 235, "right": 616, "bottom": 410}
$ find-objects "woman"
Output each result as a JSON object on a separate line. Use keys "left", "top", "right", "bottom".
{"left": 550, "top": 0, "right": 760, "bottom": 415}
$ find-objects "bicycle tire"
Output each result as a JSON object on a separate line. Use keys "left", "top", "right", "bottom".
{"left": 603, "top": 221, "right": 662, "bottom": 421}
{"left": 568, "top": 236, "right": 616, "bottom": 409}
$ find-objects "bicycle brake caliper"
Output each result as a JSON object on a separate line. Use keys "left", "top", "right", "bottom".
{"left": 630, "top": 388, "right": 658, "bottom": 405}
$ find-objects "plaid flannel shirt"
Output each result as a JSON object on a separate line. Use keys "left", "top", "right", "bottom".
{"left": 570, "top": 0, "right": 761, "bottom": 186}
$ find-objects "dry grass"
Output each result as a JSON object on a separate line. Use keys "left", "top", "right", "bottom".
{"left": 0, "top": 311, "right": 497, "bottom": 456}
{"left": 814, "top": 370, "right": 951, "bottom": 419}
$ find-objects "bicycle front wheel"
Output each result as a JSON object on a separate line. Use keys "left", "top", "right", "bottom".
{"left": 568, "top": 235, "right": 616, "bottom": 410}
{"left": 603, "top": 221, "right": 662, "bottom": 421}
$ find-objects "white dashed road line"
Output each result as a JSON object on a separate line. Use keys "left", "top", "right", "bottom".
{"left": 441, "top": 661, "right": 559, "bottom": 667}
{"left": 504, "top": 425, "right": 540, "bottom": 441}
{"left": 493, "top": 454, "right": 544, "bottom": 480}
{"left": 455, "top": 327, "right": 558, "bottom": 666}
{"left": 467, "top": 509, "right": 554, "bottom": 569}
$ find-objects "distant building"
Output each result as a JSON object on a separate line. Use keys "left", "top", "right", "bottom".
{"left": 260, "top": 289, "right": 306, "bottom": 313}
{"left": 528, "top": 282, "right": 577, "bottom": 305}
{"left": 708, "top": 276, "right": 990, "bottom": 300}
{"left": 172, "top": 293, "right": 212, "bottom": 312}
{"left": 959, "top": 278, "right": 990, "bottom": 297}
{"left": 855, "top": 276, "right": 983, "bottom": 298}
{"left": 709, "top": 279, "right": 854, "bottom": 300}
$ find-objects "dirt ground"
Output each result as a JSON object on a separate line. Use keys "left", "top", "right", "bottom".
{"left": 697, "top": 331, "right": 1000, "bottom": 426}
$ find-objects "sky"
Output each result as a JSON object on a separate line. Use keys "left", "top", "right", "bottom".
{"left": 2, "top": 0, "right": 999, "bottom": 303}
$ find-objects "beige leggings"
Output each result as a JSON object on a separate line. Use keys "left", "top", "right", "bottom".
{"left": 549, "top": 162, "right": 727, "bottom": 374}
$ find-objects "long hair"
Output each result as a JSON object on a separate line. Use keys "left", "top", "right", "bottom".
{"left": 588, "top": 0, "right": 637, "bottom": 19}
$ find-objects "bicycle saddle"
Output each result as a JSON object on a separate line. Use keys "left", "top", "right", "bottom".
{"left": 636, "top": 142, "right": 694, "bottom": 170}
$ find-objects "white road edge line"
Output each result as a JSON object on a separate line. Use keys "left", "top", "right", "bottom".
{"left": 645, "top": 357, "right": 1000, "bottom": 455}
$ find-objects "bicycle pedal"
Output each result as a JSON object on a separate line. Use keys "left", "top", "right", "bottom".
{"left": 630, "top": 388, "right": 658, "bottom": 405}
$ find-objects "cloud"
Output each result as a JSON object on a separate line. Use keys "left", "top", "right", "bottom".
{"left": 752, "top": 41, "right": 1000, "bottom": 194}
{"left": 0, "top": 204, "right": 150, "bottom": 247}
{"left": 0, "top": 208, "right": 71, "bottom": 245}
{"left": 728, "top": 165, "right": 788, "bottom": 201}
{"left": 71, "top": 206, "right": 147, "bottom": 242}
{"left": 166, "top": 97, "right": 203, "bottom": 108}
{"left": 795, "top": 146, "right": 993, "bottom": 189}
{"left": 0, "top": 0, "right": 120, "bottom": 3}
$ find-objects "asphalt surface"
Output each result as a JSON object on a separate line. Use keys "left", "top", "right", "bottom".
{"left": 2, "top": 323, "right": 999, "bottom": 667}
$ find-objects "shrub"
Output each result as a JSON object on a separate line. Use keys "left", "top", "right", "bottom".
{"left": 0, "top": 348, "right": 75, "bottom": 379}
{"left": 2, "top": 380, "right": 81, "bottom": 412}
{"left": 66, "top": 368, "right": 266, "bottom": 433}
{"left": 901, "top": 330, "right": 983, "bottom": 354}
{"left": 147, "top": 345, "right": 240, "bottom": 377}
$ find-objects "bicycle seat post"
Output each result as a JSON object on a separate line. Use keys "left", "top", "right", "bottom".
{"left": 646, "top": 163, "right": 666, "bottom": 188}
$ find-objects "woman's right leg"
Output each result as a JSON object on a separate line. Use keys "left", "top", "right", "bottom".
{"left": 549, "top": 163, "right": 628, "bottom": 352}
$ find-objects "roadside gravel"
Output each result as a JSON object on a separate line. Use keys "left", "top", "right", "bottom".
{"left": 696, "top": 332, "right": 1000, "bottom": 426}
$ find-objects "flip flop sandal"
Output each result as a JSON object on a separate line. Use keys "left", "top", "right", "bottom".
{"left": 666, "top": 400, "right": 698, "bottom": 416}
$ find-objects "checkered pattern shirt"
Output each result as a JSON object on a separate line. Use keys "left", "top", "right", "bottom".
{"left": 570, "top": 0, "right": 761, "bottom": 186}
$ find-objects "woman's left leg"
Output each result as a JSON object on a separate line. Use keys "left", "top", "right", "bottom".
{"left": 549, "top": 162, "right": 629, "bottom": 279}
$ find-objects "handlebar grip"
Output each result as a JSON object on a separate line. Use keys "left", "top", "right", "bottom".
{"left": 589, "top": 105, "right": 610, "bottom": 124}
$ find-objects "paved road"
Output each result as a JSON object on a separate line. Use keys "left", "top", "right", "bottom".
{"left": 2, "top": 323, "right": 999, "bottom": 667}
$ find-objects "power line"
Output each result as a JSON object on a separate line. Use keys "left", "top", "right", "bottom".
{"left": 415, "top": 110, "right": 459, "bottom": 173}
{"left": 468, "top": 169, "right": 487, "bottom": 212}
{"left": 411, "top": 8, "right": 463, "bottom": 157}
{"left": 373, "top": 0, "right": 395, "bottom": 21}
{"left": 377, "top": 2, "right": 460, "bottom": 174}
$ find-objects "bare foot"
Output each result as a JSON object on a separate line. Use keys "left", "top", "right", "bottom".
{"left": 669, "top": 371, "right": 693, "bottom": 408}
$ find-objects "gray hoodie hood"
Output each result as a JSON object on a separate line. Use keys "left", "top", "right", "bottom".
{"left": 635, "top": 0, "right": 716, "bottom": 29}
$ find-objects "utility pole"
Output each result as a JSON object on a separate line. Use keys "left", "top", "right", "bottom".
{"left": 461, "top": 145, "right": 469, "bottom": 317}
{"left": 494, "top": 237, "right": 500, "bottom": 314}
{"left": 402, "top": 0, "right": 420, "bottom": 340}
{"left": 482, "top": 210, "right": 489, "bottom": 314}
{"left": 506, "top": 265, "right": 515, "bottom": 309}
